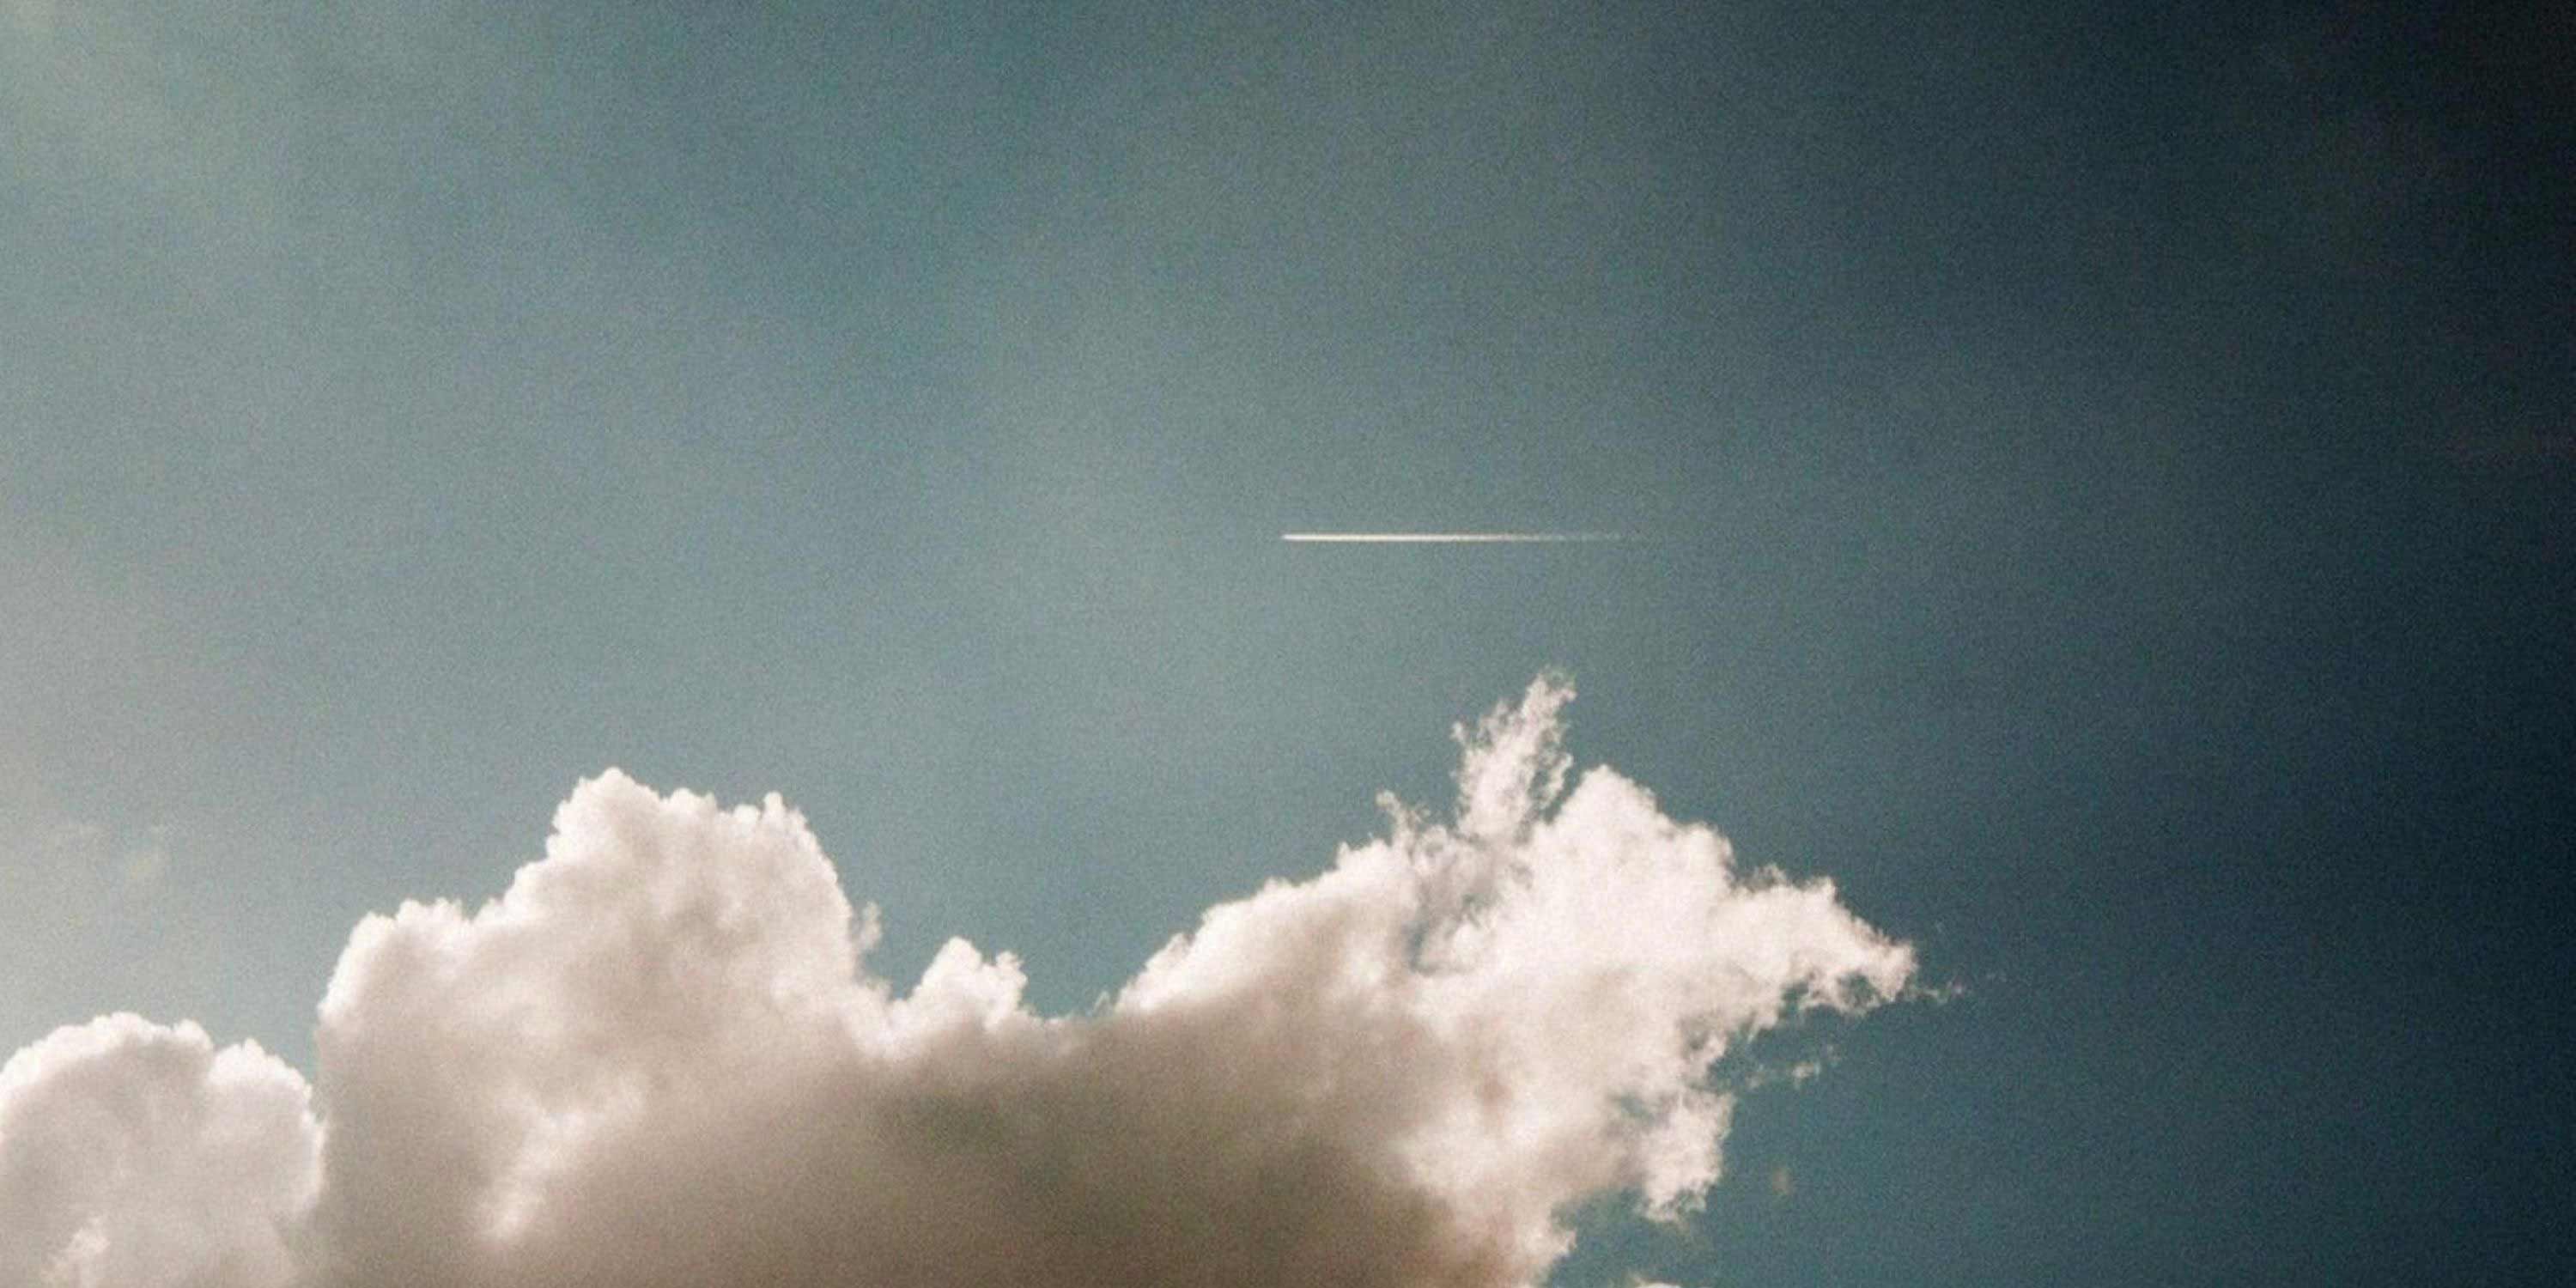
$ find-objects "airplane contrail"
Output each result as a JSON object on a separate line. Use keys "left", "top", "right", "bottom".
{"left": 1281, "top": 532, "right": 1630, "bottom": 544}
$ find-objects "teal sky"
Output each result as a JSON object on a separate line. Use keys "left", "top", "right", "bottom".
{"left": 4, "top": 3, "right": 2568, "bottom": 1284}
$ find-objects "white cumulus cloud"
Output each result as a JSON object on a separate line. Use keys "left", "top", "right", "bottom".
{"left": 0, "top": 677, "right": 1915, "bottom": 1287}
{"left": 0, "top": 1014, "right": 319, "bottom": 1288}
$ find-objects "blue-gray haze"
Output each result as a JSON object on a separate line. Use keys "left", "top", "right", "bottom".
{"left": 3, "top": 2, "right": 2567, "bottom": 1283}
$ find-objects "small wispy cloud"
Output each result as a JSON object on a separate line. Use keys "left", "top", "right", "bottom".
{"left": 21, "top": 817, "right": 169, "bottom": 894}
{"left": 119, "top": 825, "right": 171, "bottom": 891}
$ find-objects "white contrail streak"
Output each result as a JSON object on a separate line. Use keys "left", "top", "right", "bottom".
{"left": 1281, "top": 532, "right": 1629, "bottom": 544}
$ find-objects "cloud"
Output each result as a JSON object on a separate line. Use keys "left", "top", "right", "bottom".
{"left": 117, "top": 825, "right": 172, "bottom": 891}
{"left": 8, "top": 817, "right": 172, "bottom": 905}
{"left": 0, "top": 1015, "right": 319, "bottom": 1288}
{"left": 0, "top": 677, "right": 1914, "bottom": 1287}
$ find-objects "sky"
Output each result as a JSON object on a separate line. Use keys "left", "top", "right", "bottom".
{"left": 3, "top": 1, "right": 2569, "bottom": 1285}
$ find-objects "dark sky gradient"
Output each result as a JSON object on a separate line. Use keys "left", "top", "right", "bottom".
{"left": 3, "top": 2, "right": 2568, "bottom": 1283}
